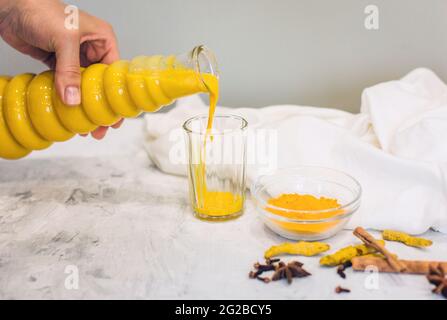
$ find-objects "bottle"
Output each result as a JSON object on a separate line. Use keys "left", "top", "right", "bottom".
{"left": 0, "top": 45, "right": 218, "bottom": 160}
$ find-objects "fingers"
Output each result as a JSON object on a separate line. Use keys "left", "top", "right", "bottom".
{"left": 52, "top": 10, "right": 119, "bottom": 105}
{"left": 81, "top": 26, "right": 120, "bottom": 64}
{"left": 98, "top": 30, "right": 120, "bottom": 64}
{"left": 81, "top": 119, "right": 123, "bottom": 139}
{"left": 111, "top": 118, "right": 124, "bottom": 129}
{"left": 91, "top": 126, "right": 108, "bottom": 140}
{"left": 79, "top": 12, "right": 120, "bottom": 65}
{"left": 54, "top": 32, "right": 81, "bottom": 106}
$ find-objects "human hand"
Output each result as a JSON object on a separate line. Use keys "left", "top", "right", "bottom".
{"left": 0, "top": 0, "right": 123, "bottom": 139}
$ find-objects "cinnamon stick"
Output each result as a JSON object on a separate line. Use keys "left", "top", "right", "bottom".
{"left": 351, "top": 256, "right": 447, "bottom": 274}
{"left": 353, "top": 227, "right": 406, "bottom": 272}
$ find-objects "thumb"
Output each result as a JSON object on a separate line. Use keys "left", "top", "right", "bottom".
{"left": 54, "top": 34, "right": 81, "bottom": 105}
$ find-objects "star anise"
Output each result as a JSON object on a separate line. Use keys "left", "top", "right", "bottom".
{"left": 427, "top": 265, "right": 447, "bottom": 299}
{"left": 272, "top": 261, "right": 311, "bottom": 284}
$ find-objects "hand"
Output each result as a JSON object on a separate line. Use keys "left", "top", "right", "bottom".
{"left": 0, "top": 0, "right": 123, "bottom": 139}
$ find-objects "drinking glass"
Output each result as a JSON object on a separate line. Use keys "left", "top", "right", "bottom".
{"left": 183, "top": 114, "right": 247, "bottom": 221}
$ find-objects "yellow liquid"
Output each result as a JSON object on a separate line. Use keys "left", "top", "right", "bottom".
{"left": 192, "top": 75, "right": 243, "bottom": 218}
{"left": 0, "top": 55, "right": 214, "bottom": 160}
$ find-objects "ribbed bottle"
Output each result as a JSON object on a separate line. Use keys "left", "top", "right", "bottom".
{"left": 0, "top": 45, "right": 218, "bottom": 159}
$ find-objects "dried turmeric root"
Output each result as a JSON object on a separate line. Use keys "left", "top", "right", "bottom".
{"left": 264, "top": 241, "right": 330, "bottom": 259}
{"left": 382, "top": 230, "right": 432, "bottom": 248}
{"left": 319, "top": 240, "right": 385, "bottom": 267}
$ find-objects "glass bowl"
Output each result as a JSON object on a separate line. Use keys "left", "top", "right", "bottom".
{"left": 251, "top": 166, "right": 361, "bottom": 241}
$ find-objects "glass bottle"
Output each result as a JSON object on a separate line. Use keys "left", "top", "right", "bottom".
{"left": 0, "top": 45, "right": 218, "bottom": 160}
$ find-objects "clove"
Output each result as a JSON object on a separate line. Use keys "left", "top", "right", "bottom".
{"left": 335, "top": 286, "right": 351, "bottom": 294}
{"left": 337, "top": 261, "right": 352, "bottom": 279}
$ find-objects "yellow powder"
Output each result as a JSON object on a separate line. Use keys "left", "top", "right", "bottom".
{"left": 266, "top": 193, "right": 344, "bottom": 235}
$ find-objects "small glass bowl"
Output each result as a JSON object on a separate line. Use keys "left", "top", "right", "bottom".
{"left": 251, "top": 166, "right": 361, "bottom": 241}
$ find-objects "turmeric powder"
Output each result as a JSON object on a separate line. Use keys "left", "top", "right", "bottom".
{"left": 268, "top": 194, "right": 341, "bottom": 217}
{"left": 266, "top": 193, "right": 343, "bottom": 235}
{"left": 264, "top": 241, "right": 330, "bottom": 259}
{"left": 382, "top": 230, "right": 432, "bottom": 248}
{"left": 319, "top": 241, "right": 386, "bottom": 267}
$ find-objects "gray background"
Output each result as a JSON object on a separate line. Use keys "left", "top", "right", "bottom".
{"left": 0, "top": 0, "right": 446, "bottom": 112}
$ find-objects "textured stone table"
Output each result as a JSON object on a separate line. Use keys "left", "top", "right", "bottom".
{"left": 0, "top": 119, "right": 445, "bottom": 300}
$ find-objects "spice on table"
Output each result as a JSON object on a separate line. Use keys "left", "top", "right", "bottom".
{"left": 382, "top": 229, "right": 433, "bottom": 248}
{"left": 352, "top": 256, "right": 447, "bottom": 274}
{"left": 253, "top": 261, "right": 276, "bottom": 272}
{"left": 264, "top": 241, "right": 330, "bottom": 259}
{"left": 266, "top": 193, "right": 344, "bottom": 235}
{"left": 249, "top": 259, "right": 284, "bottom": 283}
{"left": 266, "top": 258, "right": 281, "bottom": 264}
{"left": 361, "top": 252, "right": 398, "bottom": 259}
{"left": 354, "top": 227, "right": 406, "bottom": 272}
{"left": 337, "top": 261, "right": 352, "bottom": 279}
{"left": 256, "top": 276, "right": 271, "bottom": 283}
{"left": 319, "top": 241, "right": 385, "bottom": 267}
{"left": 335, "top": 286, "right": 351, "bottom": 294}
{"left": 268, "top": 193, "right": 341, "bottom": 213}
{"left": 249, "top": 260, "right": 276, "bottom": 281}
{"left": 272, "top": 261, "right": 311, "bottom": 284}
{"left": 427, "top": 266, "right": 447, "bottom": 299}
{"left": 249, "top": 259, "right": 311, "bottom": 285}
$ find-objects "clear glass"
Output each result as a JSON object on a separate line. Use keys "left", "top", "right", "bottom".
{"left": 129, "top": 45, "right": 219, "bottom": 92}
{"left": 183, "top": 114, "right": 247, "bottom": 221}
{"left": 251, "top": 166, "right": 362, "bottom": 240}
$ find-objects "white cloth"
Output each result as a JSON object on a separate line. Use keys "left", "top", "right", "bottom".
{"left": 144, "top": 68, "right": 447, "bottom": 234}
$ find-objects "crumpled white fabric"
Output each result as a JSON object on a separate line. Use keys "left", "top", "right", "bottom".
{"left": 143, "top": 68, "right": 447, "bottom": 234}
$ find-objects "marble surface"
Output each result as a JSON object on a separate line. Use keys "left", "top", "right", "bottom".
{"left": 0, "top": 119, "right": 446, "bottom": 300}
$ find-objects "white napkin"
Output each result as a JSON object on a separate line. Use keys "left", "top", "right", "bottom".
{"left": 143, "top": 68, "right": 447, "bottom": 234}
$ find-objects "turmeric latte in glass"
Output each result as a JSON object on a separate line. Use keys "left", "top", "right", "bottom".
{"left": 183, "top": 114, "right": 247, "bottom": 221}
{"left": 251, "top": 167, "right": 361, "bottom": 240}
{"left": 181, "top": 47, "right": 247, "bottom": 221}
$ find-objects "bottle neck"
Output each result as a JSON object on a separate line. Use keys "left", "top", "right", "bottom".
{"left": 191, "top": 45, "right": 219, "bottom": 92}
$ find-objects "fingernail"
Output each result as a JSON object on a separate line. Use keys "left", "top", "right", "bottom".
{"left": 65, "top": 86, "right": 81, "bottom": 105}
